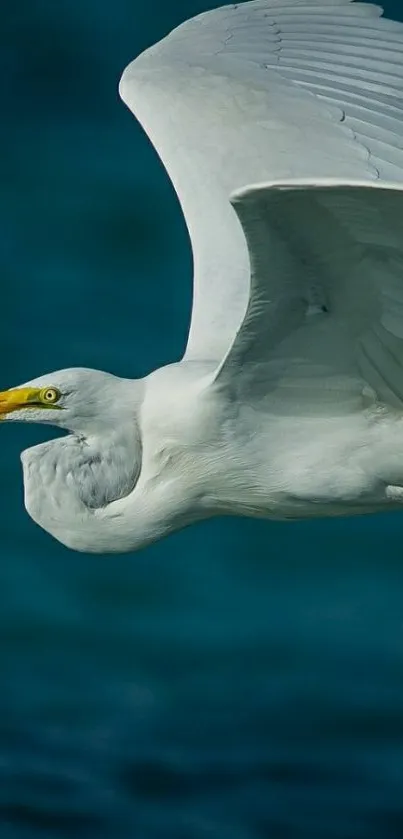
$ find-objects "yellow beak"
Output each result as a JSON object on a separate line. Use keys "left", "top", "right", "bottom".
{"left": 0, "top": 387, "right": 42, "bottom": 416}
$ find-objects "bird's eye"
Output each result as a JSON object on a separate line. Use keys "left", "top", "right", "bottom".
{"left": 39, "top": 387, "right": 61, "bottom": 405}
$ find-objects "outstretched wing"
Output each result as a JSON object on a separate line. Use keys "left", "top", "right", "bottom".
{"left": 120, "top": 0, "right": 403, "bottom": 380}
{"left": 216, "top": 179, "right": 403, "bottom": 412}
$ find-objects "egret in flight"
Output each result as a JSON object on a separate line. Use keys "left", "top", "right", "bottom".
{"left": 3, "top": 0, "right": 403, "bottom": 553}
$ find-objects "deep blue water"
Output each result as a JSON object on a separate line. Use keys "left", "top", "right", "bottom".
{"left": 2, "top": 1, "right": 403, "bottom": 837}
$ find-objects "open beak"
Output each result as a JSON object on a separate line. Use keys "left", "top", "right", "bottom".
{"left": 0, "top": 387, "right": 40, "bottom": 417}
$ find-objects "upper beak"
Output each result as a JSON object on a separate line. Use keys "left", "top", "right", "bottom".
{"left": 0, "top": 387, "right": 39, "bottom": 416}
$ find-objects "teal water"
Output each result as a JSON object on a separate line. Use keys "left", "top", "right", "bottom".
{"left": 2, "top": 1, "right": 403, "bottom": 836}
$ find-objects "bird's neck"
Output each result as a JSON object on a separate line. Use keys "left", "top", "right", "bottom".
{"left": 20, "top": 363, "right": 265, "bottom": 553}
{"left": 20, "top": 424, "right": 166, "bottom": 553}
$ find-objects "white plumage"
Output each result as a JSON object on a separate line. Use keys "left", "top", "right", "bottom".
{"left": 3, "top": 0, "right": 403, "bottom": 552}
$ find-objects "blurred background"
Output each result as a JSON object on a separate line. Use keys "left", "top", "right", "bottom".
{"left": 1, "top": 0, "right": 403, "bottom": 837}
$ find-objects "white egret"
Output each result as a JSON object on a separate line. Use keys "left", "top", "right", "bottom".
{"left": 3, "top": 0, "right": 403, "bottom": 554}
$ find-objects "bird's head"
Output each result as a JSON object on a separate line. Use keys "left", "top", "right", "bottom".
{"left": 0, "top": 367, "right": 140, "bottom": 434}
{"left": 0, "top": 365, "right": 198, "bottom": 554}
{"left": 0, "top": 365, "right": 206, "bottom": 553}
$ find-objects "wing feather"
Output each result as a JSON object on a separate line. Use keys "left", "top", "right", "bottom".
{"left": 119, "top": 0, "right": 403, "bottom": 387}
{"left": 217, "top": 180, "right": 403, "bottom": 411}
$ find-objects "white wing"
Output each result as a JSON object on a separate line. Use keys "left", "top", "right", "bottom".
{"left": 120, "top": 0, "right": 403, "bottom": 406}
{"left": 220, "top": 179, "right": 403, "bottom": 411}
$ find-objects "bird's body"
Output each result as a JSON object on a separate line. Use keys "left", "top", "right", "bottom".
{"left": 5, "top": 0, "right": 403, "bottom": 553}
{"left": 15, "top": 361, "right": 403, "bottom": 552}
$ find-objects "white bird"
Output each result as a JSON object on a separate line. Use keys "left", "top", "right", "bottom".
{"left": 3, "top": 0, "right": 403, "bottom": 554}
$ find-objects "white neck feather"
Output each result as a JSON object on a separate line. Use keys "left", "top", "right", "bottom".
{"left": 20, "top": 422, "right": 181, "bottom": 553}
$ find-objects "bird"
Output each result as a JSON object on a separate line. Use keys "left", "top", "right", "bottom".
{"left": 3, "top": 0, "right": 403, "bottom": 554}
